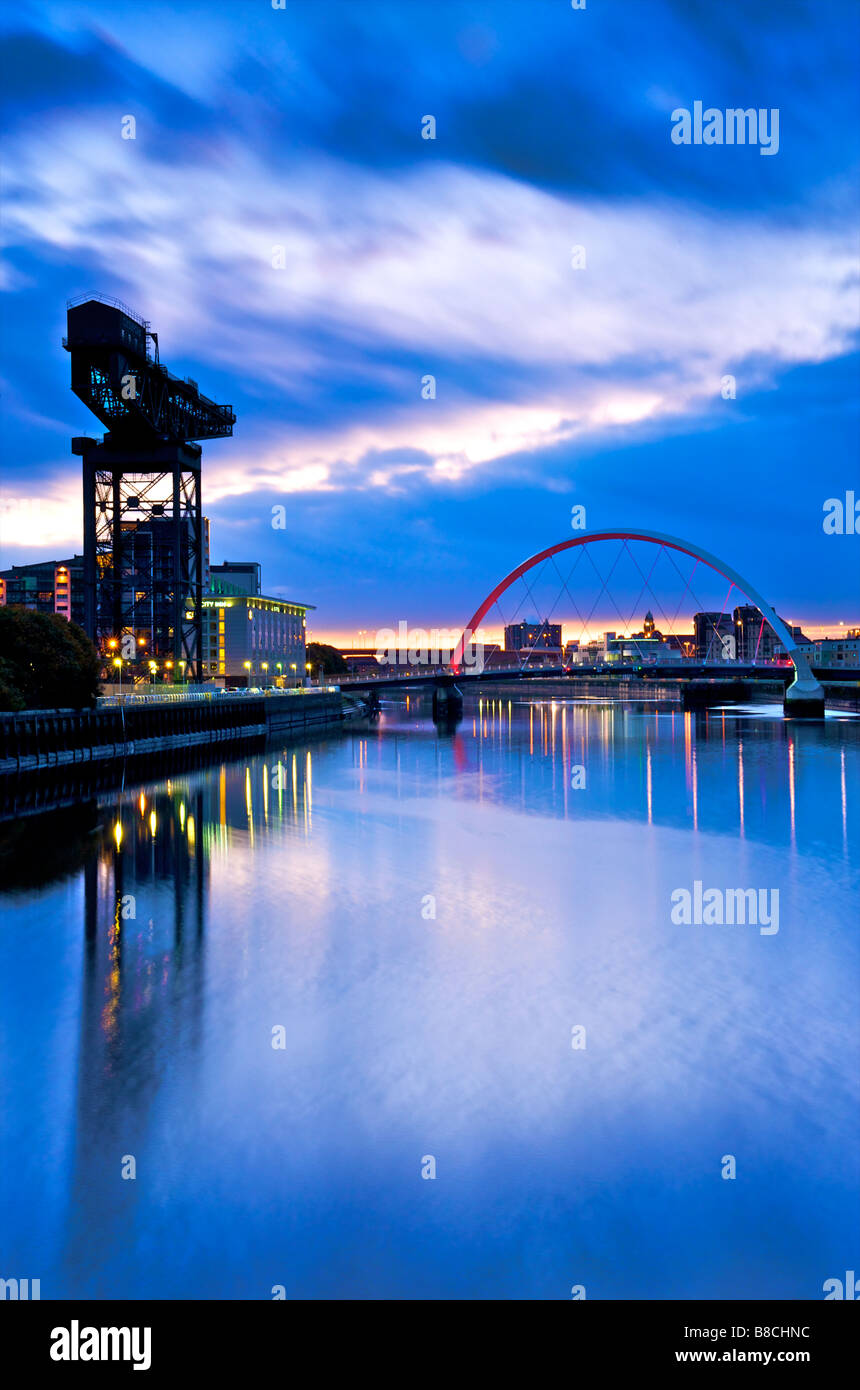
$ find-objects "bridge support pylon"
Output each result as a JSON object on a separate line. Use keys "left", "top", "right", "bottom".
{"left": 432, "top": 679, "right": 463, "bottom": 727}
{"left": 784, "top": 673, "right": 825, "bottom": 719}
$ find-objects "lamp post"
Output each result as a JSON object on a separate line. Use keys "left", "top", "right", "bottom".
{"left": 289, "top": 662, "right": 297, "bottom": 688}
{"left": 113, "top": 655, "right": 122, "bottom": 692}
{"left": 165, "top": 660, "right": 173, "bottom": 685}
{"left": 261, "top": 661, "right": 269, "bottom": 690}
{"left": 178, "top": 659, "right": 186, "bottom": 687}
{"left": 148, "top": 660, "right": 157, "bottom": 689}
{"left": 276, "top": 661, "right": 283, "bottom": 688}
{"left": 244, "top": 660, "right": 252, "bottom": 689}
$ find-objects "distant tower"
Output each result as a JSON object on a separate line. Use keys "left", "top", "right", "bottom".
{"left": 65, "top": 296, "right": 234, "bottom": 680}
{"left": 643, "top": 609, "right": 655, "bottom": 637}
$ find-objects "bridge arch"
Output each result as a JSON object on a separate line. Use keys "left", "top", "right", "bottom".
{"left": 450, "top": 528, "right": 821, "bottom": 702}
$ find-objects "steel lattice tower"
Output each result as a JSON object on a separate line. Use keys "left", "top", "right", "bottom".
{"left": 65, "top": 296, "right": 235, "bottom": 681}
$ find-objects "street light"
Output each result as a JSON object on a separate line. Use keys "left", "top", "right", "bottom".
{"left": 244, "top": 660, "right": 252, "bottom": 689}
{"left": 289, "top": 662, "right": 296, "bottom": 688}
{"left": 113, "top": 655, "right": 122, "bottom": 691}
{"left": 261, "top": 661, "right": 269, "bottom": 690}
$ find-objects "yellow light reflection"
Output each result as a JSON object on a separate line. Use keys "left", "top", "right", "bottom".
{"left": 646, "top": 744, "right": 653, "bottom": 825}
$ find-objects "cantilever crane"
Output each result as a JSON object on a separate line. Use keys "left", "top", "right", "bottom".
{"left": 65, "top": 295, "right": 235, "bottom": 681}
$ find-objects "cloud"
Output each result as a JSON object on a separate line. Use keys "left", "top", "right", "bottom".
{"left": 1, "top": 1, "right": 857, "bottom": 626}
{"left": 3, "top": 114, "right": 856, "bottom": 507}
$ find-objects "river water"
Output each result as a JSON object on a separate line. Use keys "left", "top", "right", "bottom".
{"left": 1, "top": 691, "right": 857, "bottom": 1299}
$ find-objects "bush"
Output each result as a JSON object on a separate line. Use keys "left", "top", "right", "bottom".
{"left": 0, "top": 607, "right": 101, "bottom": 710}
{"left": 306, "top": 641, "right": 347, "bottom": 675}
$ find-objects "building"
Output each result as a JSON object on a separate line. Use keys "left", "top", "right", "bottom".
{"left": 109, "top": 516, "right": 200, "bottom": 662}
{"left": 0, "top": 555, "right": 85, "bottom": 628}
{"left": 733, "top": 607, "right": 808, "bottom": 664}
{"left": 796, "top": 635, "right": 860, "bottom": 669}
{"left": 504, "top": 621, "right": 563, "bottom": 659}
{"left": 694, "top": 611, "right": 736, "bottom": 662}
{"left": 209, "top": 561, "right": 261, "bottom": 596}
{"left": 567, "top": 638, "right": 606, "bottom": 666}
{"left": 200, "top": 564, "right": 312, "bottom": 683}
{"left": 693, "top": 606, "right": 808, "bottom": 664}
{"left": 664, "top": 633, "right": 696, "bottom": 657}
{"left": 732, "top": 605, "right": 807, "bottom": 664}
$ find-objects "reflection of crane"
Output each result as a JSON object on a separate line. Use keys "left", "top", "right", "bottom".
{"left": 65, "top": 295, "right": 236, "bottom": 680}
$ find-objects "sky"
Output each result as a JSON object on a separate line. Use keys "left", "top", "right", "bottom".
{"left": 1, "top": 0, "right": 858, "bottom": 644}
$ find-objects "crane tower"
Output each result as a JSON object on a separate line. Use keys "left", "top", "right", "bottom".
{"left": 64, "top": 295, "right": 235, "bottom": 681}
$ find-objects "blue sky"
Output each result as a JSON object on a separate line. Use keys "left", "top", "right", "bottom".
{"left": 1, "top": 0, "right": 858, "bottom": 640}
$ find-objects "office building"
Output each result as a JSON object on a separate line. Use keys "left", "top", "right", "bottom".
{"left": 504, "top": 621, "right": 563, "bottom": 657}
{"left": 200, "top": 563, "right": 313, "bottom": 683}
{"left": 0, "top": 555, "right": 85, "bottom": 628}
{"left": 694, "top": 611, "right": 736, "bottom": 662}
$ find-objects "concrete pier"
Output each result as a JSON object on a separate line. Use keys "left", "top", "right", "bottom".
{"left": 432, "top": 680, "right": 464, "bottom": 726}
{"left": 784, "top": 675, "right": 826, "bottom": 719}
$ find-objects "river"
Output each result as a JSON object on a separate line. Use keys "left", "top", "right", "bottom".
{"left": 1, "top": 691, "right": 857, "bottom": 1299}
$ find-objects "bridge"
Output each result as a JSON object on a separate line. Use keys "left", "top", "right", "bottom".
{"left": 347, "top": 530, "right": 829, "bottom": 718}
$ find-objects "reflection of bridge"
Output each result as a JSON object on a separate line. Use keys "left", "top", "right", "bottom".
{"left": 369, "top": 530, "right": 826, "bottom": 718}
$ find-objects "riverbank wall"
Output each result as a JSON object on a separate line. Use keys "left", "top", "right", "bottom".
{"left": 0, "top": 689, "right": 350, "bottom": 776}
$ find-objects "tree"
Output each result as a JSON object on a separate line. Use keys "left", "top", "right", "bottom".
{"left": 306, "top": 641, "right": 347, "bottom": 676}
{"left": 0, "top": 607, "right": 101, "bottom": 710}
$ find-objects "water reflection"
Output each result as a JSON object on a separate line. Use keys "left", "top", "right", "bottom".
{"left": 0, "top": 696, "right": 857, "bottom": 1299}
